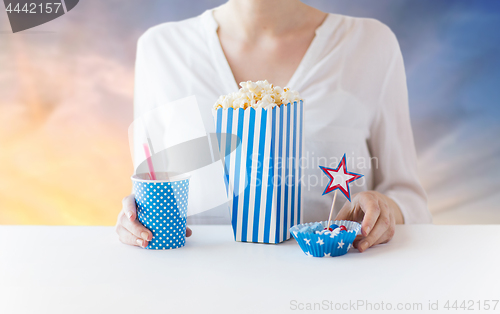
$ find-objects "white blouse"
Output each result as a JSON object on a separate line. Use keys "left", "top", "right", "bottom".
{"left": 134, "top": 9, "right": 432, "bottom": 224}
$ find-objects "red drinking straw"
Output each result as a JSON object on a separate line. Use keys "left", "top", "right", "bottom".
{"left": 143, "top": 143, "right": 156, "bottom": 180}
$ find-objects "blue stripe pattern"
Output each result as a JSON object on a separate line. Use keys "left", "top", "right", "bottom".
{"left": 275, "top": 106, "right": 284, "bottom": 243}
{"left": 214, "top": 101, "right": 303, "bottom": 244}
{"left": 291, "top": 102, "right": 297, "bottom": 230}
{"left": 241, "top": 108, "right": 255, "bottom": 242}
{"left": 283, "top": 105, "right": 290, "bottom": 241}
{"left": 216, "top": 109, "right": 222, "bottom": 150}
{"left": 298, "top": 101, "right": 303, "bottom": 224}
{"left": 252, "top": 111, "right": 267, "bottom": 242}
{"left": 224, "top": 109, "right": 233, "bottom": 194}
{"left": 231, "top": 109, "right": 245, "bottom": 237}
{"left": 263, "top": 109, "right": 276, "bottom": 243}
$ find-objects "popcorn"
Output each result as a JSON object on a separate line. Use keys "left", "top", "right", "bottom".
{"left": 213, "top": 80, "right": 302, "bottom": 110}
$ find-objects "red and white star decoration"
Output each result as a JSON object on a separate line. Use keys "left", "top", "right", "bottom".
{"left": 319, "top": 154, "right": 363, "bottom": 201}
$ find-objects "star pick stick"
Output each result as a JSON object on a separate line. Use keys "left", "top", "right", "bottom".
{"left": 327, "top": 190, "right": 338, "bottom": 228}
{"left": 320, "top": 154, "right": 364, "bottom": 228}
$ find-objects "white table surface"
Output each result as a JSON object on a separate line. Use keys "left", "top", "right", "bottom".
{"left": 0, "top": 225, "right": 499, "bottom": 314}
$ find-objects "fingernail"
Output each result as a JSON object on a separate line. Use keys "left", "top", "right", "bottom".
{"left": 126, "top": 211, "right": 133, "bottom": 219}
{"left": 365, "top": 227, "right": 370, "bottom": 235}
{"left": 360, "top": 241, "right": 369, "bottom": 251}
{"left": 136, "top": 239, "right": 144, "bottom": 247}
{"left": 141, "top": 232, "right": 149, "bottom": 241}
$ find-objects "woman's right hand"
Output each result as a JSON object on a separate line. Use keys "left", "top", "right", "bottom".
{"left": 115, "top": 194, "right": 192, "bottom": 248}
{"left": 115, "top": 194, "right": 152, "bottom": 248}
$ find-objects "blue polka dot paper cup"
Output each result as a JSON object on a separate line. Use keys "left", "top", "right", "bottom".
{"left": 290, "top": 220, "right": 361, "bottom": 257}
{"left": 131, "top": 173, "right": 190, "bottom": 250}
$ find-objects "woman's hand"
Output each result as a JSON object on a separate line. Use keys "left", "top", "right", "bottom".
{"left": 335, "top": 191, "right": 404, "bottom": 252}
{"left": 115, "top": 194, "right": 192, "bottom": 248}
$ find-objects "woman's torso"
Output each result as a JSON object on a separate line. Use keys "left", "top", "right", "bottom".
{"left": 135, "top": 10, "right": 397, "bottom": 222}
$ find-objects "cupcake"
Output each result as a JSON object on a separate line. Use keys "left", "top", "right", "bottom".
{"left": 290, "top": 220, "right": 361, "bottom": 257}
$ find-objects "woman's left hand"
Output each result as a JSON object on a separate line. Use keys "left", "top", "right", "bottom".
{"left": 334, "top": 191, "right": 404, "bottom": 252}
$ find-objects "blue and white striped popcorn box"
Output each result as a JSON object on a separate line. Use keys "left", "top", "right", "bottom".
{"left": 214, "top": 100, "right": 304, "bottom": 244}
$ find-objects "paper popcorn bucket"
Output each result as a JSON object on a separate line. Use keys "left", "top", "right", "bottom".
{"left": 290, "top": 220, "right": 361, "bottom": 257}
{"left": 131, "top": 173, "right": 190, "bottom": 250}
{"left": 214, "top": 100, "right": 304, "bottom": 244}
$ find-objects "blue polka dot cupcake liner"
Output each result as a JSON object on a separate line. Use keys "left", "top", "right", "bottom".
{"left": 290, "top": 220, "right": 361, "bottom": 257}
{"left": 132, "top": 173, "right": 190, "bottom": 250}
